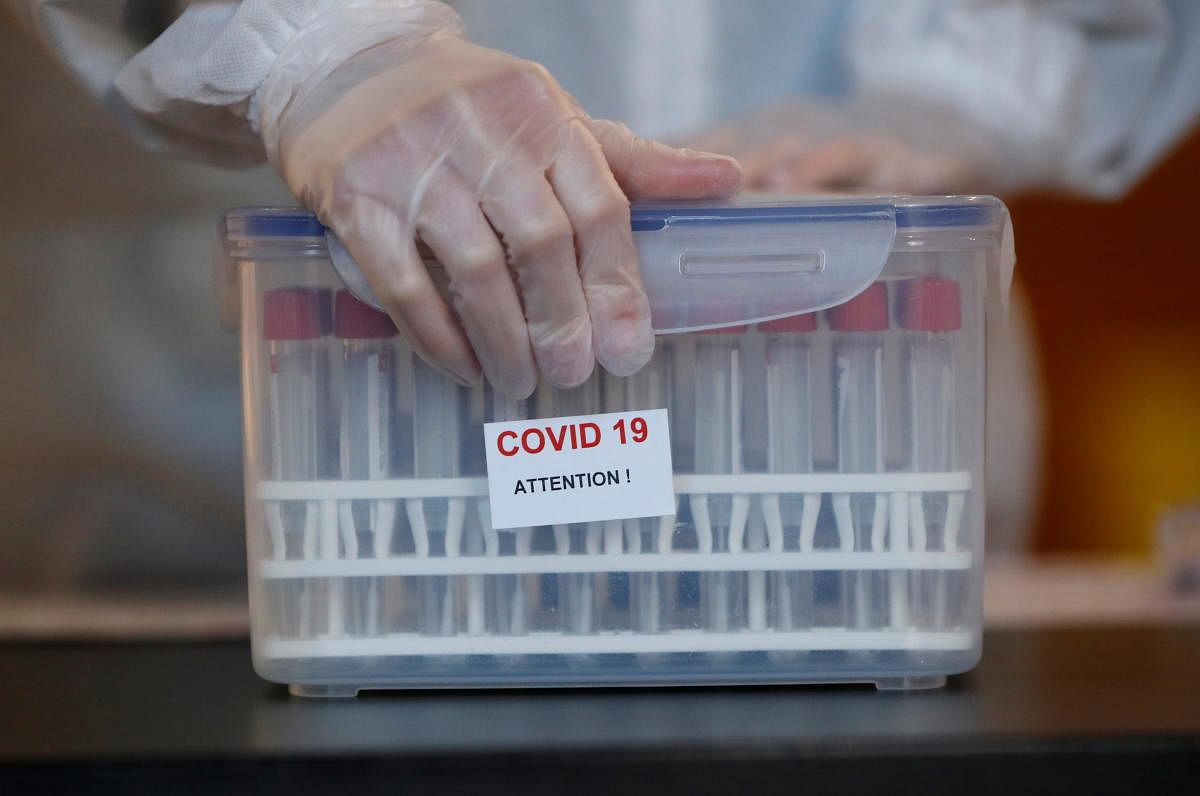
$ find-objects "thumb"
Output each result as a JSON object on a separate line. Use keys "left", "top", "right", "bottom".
{"left": 585, "top": 118, "right": 743, "bottom": 200}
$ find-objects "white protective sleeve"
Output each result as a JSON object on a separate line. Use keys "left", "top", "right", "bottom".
{"left": 845, "top": 0, "right": 1199, "bottom": 197}
{"left": 3, "top": 0, "right": 439, "bottom": 164}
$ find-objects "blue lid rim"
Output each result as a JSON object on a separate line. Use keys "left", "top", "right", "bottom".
{"left": 225, "top": 198, "right": 999, "bottom": 239}
{"left": 224, "top": 209, "right": 325, "bottom": 240}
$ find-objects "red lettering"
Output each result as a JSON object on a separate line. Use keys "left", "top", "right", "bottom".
{"left": 521, "top": 427, "right": 546, "bottom": 454}
{"left": 499, "top": 421, "right": 611, "bottom": 456}
{"left": 546, "top": 424, "right": 569, "bottom": 452}
{"left": 497, "top": 430, "right": 519, "bottom": 457}
{"left": 580, "top": 422, "right": 601, "bottom": 448}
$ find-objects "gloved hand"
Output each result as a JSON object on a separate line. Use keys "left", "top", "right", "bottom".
{"left": 257, "top": 3, "right": 742, "bottom": 398}
{"left": 688, "top": 99, "right": 999, "bottom": 195}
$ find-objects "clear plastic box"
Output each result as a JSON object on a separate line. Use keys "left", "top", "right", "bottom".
{"left": 220, "top": 196, "right": 1012, "bottom": 696}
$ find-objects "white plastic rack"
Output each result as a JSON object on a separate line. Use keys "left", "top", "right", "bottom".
{"left": 254, "top": 471, "right": 973, "bottom": 661}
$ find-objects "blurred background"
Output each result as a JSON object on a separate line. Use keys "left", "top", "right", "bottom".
{"left": 1, "top": 11, "right": 1198, "bottom": 636}
{"left": 0, "top": 16, "right": 287, "bottom": 634}
{"left": 1012, "top": 140, "right": 1200, "bottom": 555}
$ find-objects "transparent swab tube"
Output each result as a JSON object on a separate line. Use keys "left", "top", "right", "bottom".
{"left": 828, "top": 284, "right": 890, "bottom": 633}
{"left": 458, "top": 385, "right": 492, "bottom": 638}
{"left": 482, "top": 388, "right": 532, "bottom": 637}
{"left": 408, "top": 358, "right": 465, "bottom": 637}
{"left": 898, "top": 277, "right": 963, "bottom": 631}
{"left": 536, "top": 377, "right": 602, "bottom": 636}
{"left": 690, "top": 325, "right": 750, "bottom": 636}
{"left": 600, "top": 370, "right": 631, "bottom": 632}
{"left": 622, "top": 342, "right": 674, "bottom": 636}
{"left": 758, "top": 313, "right": 819, "bottom": 633}
{"left": 262, "top": 288, "right": 328, "bottom": 639}
{"left": 334, "top": 290, "right": 399, "bottom": 638}
{"left": 311, "top": 288, "right": 340, "bottom": 482}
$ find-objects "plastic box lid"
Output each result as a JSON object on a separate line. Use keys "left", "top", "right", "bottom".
{"left": 223, "top": 196, "right": 1008, "bottom": 333}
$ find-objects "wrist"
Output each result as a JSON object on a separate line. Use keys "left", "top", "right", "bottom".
{"left": 254, "top": 0, "right": 464, "bottom": 167}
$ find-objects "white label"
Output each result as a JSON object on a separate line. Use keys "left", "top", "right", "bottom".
{"left": 483, "top": 409, "right": 675, "bottom": 530}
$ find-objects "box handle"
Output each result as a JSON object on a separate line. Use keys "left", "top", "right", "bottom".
{"left": 328, "top": 201, "right": 898, "bottom": 333}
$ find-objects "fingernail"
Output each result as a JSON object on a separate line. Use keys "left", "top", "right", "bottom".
{"left": 698, "top": 152, "right": 739, "bottom": 164}
{"left": 536, "top": 348, "right": 594, "bottom": 392}
{"left": 545, "top": 359, "right": 595, "bottom": 391}
{"left": 598, "top": 316, "right": 654, "bottom": 377}
{"left": 423, "top": 356, "right": 481, "bottom": 388}
{"left": 452, "top": 366, "right": 484, "bottom": 388}
{"left": 677, "top": 147, "right": 737, "bottom": 163}
{"left": 492, "top": 366, "right": 539, "bottom": 401}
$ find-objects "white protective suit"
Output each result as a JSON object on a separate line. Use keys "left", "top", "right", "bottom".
{"left": 3, "top": 0, "right": 1199, "bottom": 593}
{"left": 11, "top": 0, "right": 1199, "bottom": 195}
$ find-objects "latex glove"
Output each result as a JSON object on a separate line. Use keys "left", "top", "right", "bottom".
{"left": 689, "top": 99, "right": 998, "bottom": 195}
{"left": 257, "top": 4, "right": 742, "bottom": 398}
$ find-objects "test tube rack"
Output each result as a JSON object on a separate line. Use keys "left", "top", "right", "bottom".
{"left": 254, "top": 470, "right": 972, "bottom": 662}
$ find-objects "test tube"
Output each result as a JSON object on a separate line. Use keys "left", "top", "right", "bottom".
{"left": 482, "top": 388, "right": 532, "bottom": 636}
{"left": 897, "top": 277, "right": 963, "bottom": 630}
{"left": 599, "top": 370, "right": 632, "bottom": 632}
{"left": 689, "top": 326, "right": 750, "bottom": 636}
{"left": 407, "top": 358, "right": 466, "bottom": 637}
{"left": 334, "top": 290, "right": 399, "bottom": 637}
{"left": 537, "top": 377, "right": 602, "bottom": 636}
{"left": 758, "top": 314, "right": 820, "bottom": 633}
{"left": 623, "top": 342, "right": 674, "bottom": 636}
{"left": 262, "top": 288, "right": 331, "bottom": 639}
{"left": 311, "top": 288, "right": 339, "bottom": 476}
{"left": 828, "top": 284, "right": 890, "bottom": 633}
{"left": 458, "top": 384, "right": 495, "bottom": 637}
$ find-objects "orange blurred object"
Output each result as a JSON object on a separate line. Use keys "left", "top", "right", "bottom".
{"left": 1012, "top": 126, "right": 1200, "bottom": 555}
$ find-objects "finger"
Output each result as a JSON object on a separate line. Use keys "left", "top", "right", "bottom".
{"left": 416, "top": 179, "right": 539, "bottom": 399}
{"left": 738, "top": 136, "right": 816, "bottom": 189}
{"left": 766, "top": 136, "right": 876, "bottom": 192}
{"left": 479, "top": 161, "right": 596, "bottom": 389}
{"left": 331, "top": 197, "right": 481, "bottom": 386}
{"left": 548, "top": 119, "right": 653, "bottom": 377}
{"left": 586, "top": 118, "right": 743, "bottom": 200}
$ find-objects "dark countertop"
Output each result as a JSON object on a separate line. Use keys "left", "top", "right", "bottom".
{"left": 2, "top": 626, "right": 1198, "bottom": 794}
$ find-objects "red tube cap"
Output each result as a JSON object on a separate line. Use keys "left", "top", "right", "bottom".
{"left": 759, "top": 313, "right": 818, "bottom": 333}
{"left": 897, "top": 277, "right": 962, "bottom": 332}
{"left": 827, "top": 282, "right": 889, "bottom": 332}
{"left": 312, "top": 288, "right": 334, "bottom": 335}
{"left": 334, "top": 289, "right": 398, "bottom": 339}
{"left": 263, "top": 288, "right": 322, "bottom": 341}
